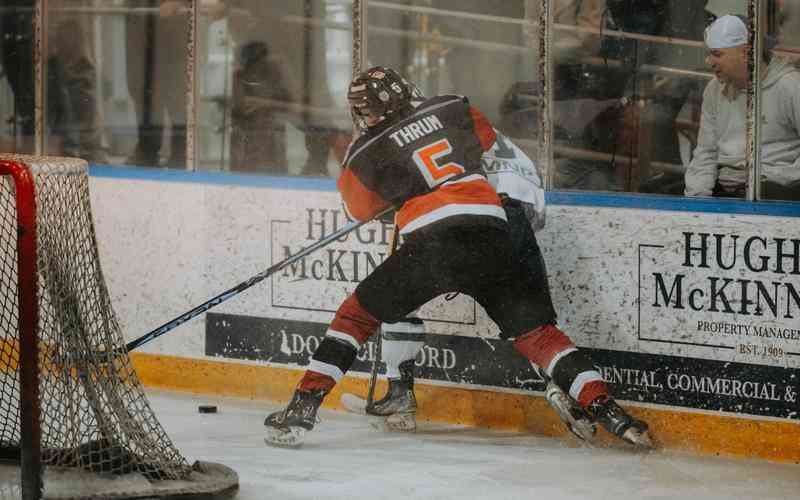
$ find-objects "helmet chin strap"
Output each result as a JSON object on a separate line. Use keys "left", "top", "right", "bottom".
{"left": 353, "top": 111, "right": 387, "bottom": 131}
{"left": 365, "top": 115, "right": 386, "bottom": 127}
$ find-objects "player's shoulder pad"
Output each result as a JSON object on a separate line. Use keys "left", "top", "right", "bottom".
{"left": 414, "top": 95, "right": 469, "bottom": 115}
{"left": 343, "top": 132, "right": 371, "bottom": 167}
{"left": 421, "top": 94, "right": 466, "bottom": 106}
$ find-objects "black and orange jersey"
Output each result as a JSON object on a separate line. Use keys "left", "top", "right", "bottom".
{"left": 337, "top": 95, "right": 505, "bottom": 234}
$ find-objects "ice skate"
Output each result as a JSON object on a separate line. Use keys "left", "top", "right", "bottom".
{"left": 365, "top": 359, "right": 417, "bottom": 432}
{"left": 588, "top": 396, "right": 653, "bottom": 449}
{"left": 374, "top": 411, "right": 417, "bottom": 432}
{"left": 364, "top": 377, "right": 417, "bottom": 432}
{"left": 264, "top": 389, "right": 324, "bottom": 448}
{"left": 544, "top": 381, "right": 597, "bottom": 442}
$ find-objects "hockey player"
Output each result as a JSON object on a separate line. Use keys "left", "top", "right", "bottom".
{"left": 356, "top": 131, "right": 597, "bottom": 442}
{"left": 264, "top": 66, "right": 652, "bottom": 448}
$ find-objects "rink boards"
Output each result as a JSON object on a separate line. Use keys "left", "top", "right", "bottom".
{"left": 88, "top": 167, "right": 800, "bottom": 462}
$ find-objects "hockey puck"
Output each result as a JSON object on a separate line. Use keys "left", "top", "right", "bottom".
{"left": 198, "top": 405, "right": 218, "bottom": 414}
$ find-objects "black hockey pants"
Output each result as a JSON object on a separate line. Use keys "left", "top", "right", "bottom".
{"left": 356, "top": 210, "right": 556, "bottom": 340}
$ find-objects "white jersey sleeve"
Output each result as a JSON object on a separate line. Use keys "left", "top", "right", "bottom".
{"left": 482, "top": 131, "right": 546, "bottom": 230}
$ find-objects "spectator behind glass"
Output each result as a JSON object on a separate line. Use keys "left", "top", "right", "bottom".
{"left": 0, "top": 0, "right": 107, "bottom": 162}
{"left": 229, "top": 40, "right": 295, "bottom": 174}
{"left": 125, "top": 0, "right": 190, "bottom": 168}
{"left": 220, "top": 0, "right": 336, "bottom": 176}
{"left": 552, "top": 0, "right": 606, "bottom": 63}
{"left": 684, "top": 15, "right": 800, "bottom": 201}
{"left": 633, "top": 1, "right": 709, "bottom": 194}
{"left": 704, "top": 0, "right": 746, "bottom": 19}
{"left": 774, "top": 2, "right": 800, "bottom": 51}
{"left": 545, "top": 0, "right": 635, "bottom": 192}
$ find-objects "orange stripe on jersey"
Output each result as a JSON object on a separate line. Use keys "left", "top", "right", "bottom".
{"left": 469, "top": 106, "right": 497, "bottom": 151}
{"left": 395, "top": 177, "right": 502, "bottom": 231}
{"left": 337, "top": 168, "right": 391, "bottom": 221}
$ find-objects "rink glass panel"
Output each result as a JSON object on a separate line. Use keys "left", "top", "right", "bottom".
{"left": 365, "top": 1, "right": 544, "bottom": 172}
{"left": 549, "top": 0, "right": 714, "bottom": 195}
{"left": 0, "top": 2, "right": 36, "bottom": 157}
{"left": 17, "top": 0, "right": 191, "bottom": 168}
{"left": 2, "top": 2, "right": 799, "bottom": 190}
{"left": 197, "top": 0, "right": 354, "bottom": 176}
{"left": 759, "top": 2, "right": 800, "bottom": 202}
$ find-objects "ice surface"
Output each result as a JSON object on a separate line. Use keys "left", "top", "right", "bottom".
{"left": 2, "top": 389, "right": 797, "bottom": 499}
{"left": 151, "top": 390, "right": 799, "bottom": 500}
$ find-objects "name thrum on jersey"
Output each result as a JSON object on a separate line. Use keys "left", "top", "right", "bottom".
{"left": 388, "top": 115, "right": 445, "bottom": 147}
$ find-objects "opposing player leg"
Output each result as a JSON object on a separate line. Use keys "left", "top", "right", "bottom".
{"left": 365, "top": 317, "right": 424, "bottom": 431}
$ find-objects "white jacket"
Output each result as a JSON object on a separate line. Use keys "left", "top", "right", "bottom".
{"left": 684, "top": 57, "right": 800, "bottom": 196}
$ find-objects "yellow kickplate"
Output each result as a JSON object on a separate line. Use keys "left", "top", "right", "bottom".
{"left": 131, "top": 352, "right": 800, "bottom": 463}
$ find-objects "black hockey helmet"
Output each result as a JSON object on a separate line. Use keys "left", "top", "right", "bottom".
{"left": 347, "top": 66, "right": 416, "bottom": 129}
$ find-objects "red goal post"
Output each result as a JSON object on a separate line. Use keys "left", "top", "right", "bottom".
{"left": 0, "top": 158, "right": 41, "bottom": 499}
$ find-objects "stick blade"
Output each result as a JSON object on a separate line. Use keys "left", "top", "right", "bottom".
{"left": 340, "top": 393, "right": 368, "bottom": 415}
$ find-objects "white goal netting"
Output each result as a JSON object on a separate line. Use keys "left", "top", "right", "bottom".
{"left": 0, "top": 154, "right": 237, "bottom": 499}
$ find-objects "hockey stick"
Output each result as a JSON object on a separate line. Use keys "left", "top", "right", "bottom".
{"left": 364, "top": 224, "right": 400, "bottom": 410}
{"left": 364, "top": 339, "right": 381, "bottom": 410}
{"left": 124, "top": 206, "right": 396, "bottom": 352}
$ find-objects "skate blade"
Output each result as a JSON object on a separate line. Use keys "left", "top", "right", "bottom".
{"left": 369, "top": 411, "right": 417, "bottom": 433}
{"left": 622, "top": 428, "right": 655, "bottom": 449}
{"left": 566, "top": 420, "right": 597, "bottom": 443}
{"left": 264, "top": 425, "right": 307, "bottom": 448}
{"left": 545, "top": 385, "right": 597, "bottom": 442}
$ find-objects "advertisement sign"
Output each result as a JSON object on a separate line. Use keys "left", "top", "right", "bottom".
{"left": 639, "top": 231, "right": 800, "bottom": 362}
{"left": 206, "top": 313, "right": 799, "bottom": 420}
{"left": 203, "top": 199, "right": 800, "bottom": 421}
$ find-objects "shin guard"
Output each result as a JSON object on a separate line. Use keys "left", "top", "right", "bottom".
{"left": 381, "top": 316, "right": 425, "bottom": 379}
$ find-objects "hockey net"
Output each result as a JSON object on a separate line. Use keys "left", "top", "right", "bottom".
{"left": 0, "top": 155, "right": 238, "bottom": 499}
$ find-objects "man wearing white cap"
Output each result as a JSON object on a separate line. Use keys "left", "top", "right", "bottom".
{"left": 684, "top": 14, "right": 800, "bottom": 200}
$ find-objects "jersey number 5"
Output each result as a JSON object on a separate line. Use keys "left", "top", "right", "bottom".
{"left": 412, "top": 138, "right": 465, "bottom": 188}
